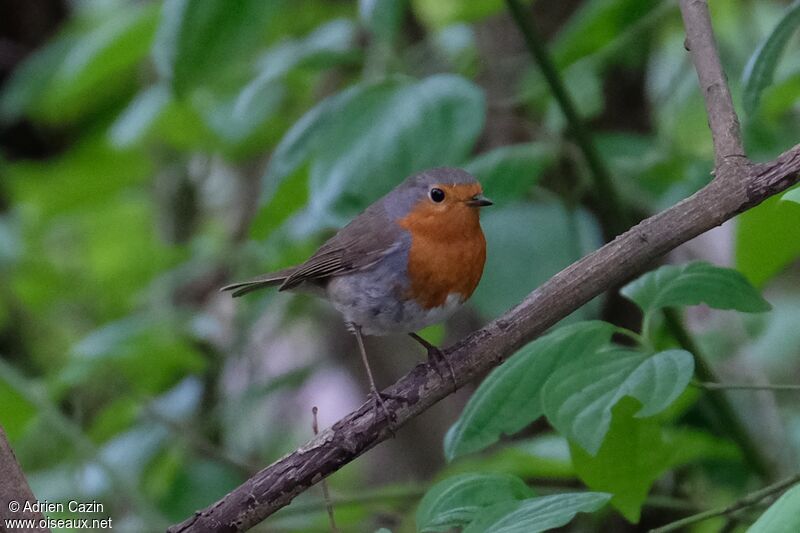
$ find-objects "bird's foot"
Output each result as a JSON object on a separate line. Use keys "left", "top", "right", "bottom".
{"left": 426, "top": 346, "right": 457, "bottom": 392}
{"left": 369, "top": 389, "right": 400, "bottom": 435}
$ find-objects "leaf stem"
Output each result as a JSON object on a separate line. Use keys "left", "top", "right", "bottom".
{"left": 505, "top": 0, "right": 629, "bottom": 236}
{"left": 649, "top": 471, "right": 800, "bottom": 533}
{"left": 662, "top": 309, "right": 773, "bottom": 480}
{"left": 693, "top": 381, "right": 800, "bottom": 391}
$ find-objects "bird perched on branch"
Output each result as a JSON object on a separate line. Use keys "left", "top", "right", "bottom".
{"left": 222, "top": 167, "right": 491, "bottom": 425}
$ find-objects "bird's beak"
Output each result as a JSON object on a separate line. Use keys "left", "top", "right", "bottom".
{"left": 466, "top": 194, "right": 493, "bottom": 207}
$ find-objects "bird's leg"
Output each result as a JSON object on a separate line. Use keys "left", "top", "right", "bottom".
{"left": 352, "top": 325, "right": 398, "bottom": 429}
{"left": 409, "top": 332, "right": 457, "bottom": 391}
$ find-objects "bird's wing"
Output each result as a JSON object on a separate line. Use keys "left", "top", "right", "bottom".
{"left": 279, "top": 202, "right": 403, "bottom": 290}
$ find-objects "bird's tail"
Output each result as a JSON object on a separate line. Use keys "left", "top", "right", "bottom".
{"left": 220, "top": 267, "right": 296, "bottom": 297}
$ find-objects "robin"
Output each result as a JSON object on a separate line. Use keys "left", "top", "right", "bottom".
{"left": 222, "top": 167, "right": 491, "bottom": 424}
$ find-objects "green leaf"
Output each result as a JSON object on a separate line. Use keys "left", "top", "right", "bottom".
{"left": 541, "top": 349, "right": 694, "bottom": 454}
{"left": 59, "top": 316, "right": 205, "bottom": 394}
{"left": 109, "top": 84, "right": 172, "bottom": 148}
{"left": 0, "top": 378, "right": 37, "bottom": 441}
{"left": 760, "top": 72, "right": 800, "bottom": 120}
{"left": 742, "top": 0, "right": 800, "bottom": 116}
{"left": 0, "top": 33, "right": 73, "bottom": 121}
{"left": 411, "top": 0, "right": 505, "bottom": 29}
{"left": 443, "top": 435, "right": 575, "bottom": 480}
{"left": 553, "top": 0, "right": 660, "bottom": 68}
{"left": 263, "top": 74, "right": 485, "bottom": 226}
{"left": 360, "top": 0, "right": 406, "bottom": 42}
{"left": 192, "top": 19, "right": 358, "bottom": 152}
{"left": 781, "top": 186, "right": 800, "bottom": 205}
{"left": 471, "top": 202, "right": 602, "bottom": 320}
{"left": 570, "top": 397, "right": 674, "bottom": 522}
{"left": 747, "top": 483, "right": 800, "bottom": 533}
{"left": 736, "top": 195, "right": 800, "bottom": 287}
{"left": 416, "top": 473, "right": 534, "bottom": 532}
{"left": 154, "top": 0, "right": 280, "bottom": 95}
{"left": 462, "top": 492, "right": 611, "bottom": 533}
{"left": 2, "top": 4, "right": 158, "bottom": 123}
{"left": 445, "top": 321, "right": 615, "bottom": 461}
{"left": 236, "top": 18, "right": 357, "bottom": 111}
{"left": 620, "top": 261, "right": 772, "bottom": 315}
{"left": 463, "top": 143, "right": 555, "bottom": 203}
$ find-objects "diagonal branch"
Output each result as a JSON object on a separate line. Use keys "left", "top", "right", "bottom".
{"left": 168, "top": 142, "right": 800, "bottom": 532}
{"left": 169, "top": 1, "right": 800, "bottom": 530}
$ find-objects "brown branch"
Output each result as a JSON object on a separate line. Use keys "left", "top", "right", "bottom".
{"left": 0, "top": 425, "right": 49, "bottom": 532}
{"left": 680, "top": 0, "right": 745, "bottom": 165}
{"left": 169, "top": 1, "right": 800, "bottom": 530}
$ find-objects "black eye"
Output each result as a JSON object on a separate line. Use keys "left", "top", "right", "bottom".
{"left": 429, "top": 188, "right": 445, "bottom": 203}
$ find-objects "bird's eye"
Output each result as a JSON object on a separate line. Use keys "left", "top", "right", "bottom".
{"left": 429, "top": 188, "right": 445, "bottom": 203}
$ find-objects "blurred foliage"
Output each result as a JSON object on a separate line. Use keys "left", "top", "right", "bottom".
{"left": 1, "top": 0, "right": 800, "bottom": 531}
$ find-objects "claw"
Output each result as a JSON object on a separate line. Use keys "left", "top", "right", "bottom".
{"left": 369, "top": 390, "right": 398, "bottom": 435}
{"left": 408, "top": 332, "right": 457, "bottom": 392}
{"left": 427, "top": 346, "right": 458, "bottom": 392}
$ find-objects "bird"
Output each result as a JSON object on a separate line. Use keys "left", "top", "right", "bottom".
{"left": 221, "top": 167, "right": 491, "bottom": 425}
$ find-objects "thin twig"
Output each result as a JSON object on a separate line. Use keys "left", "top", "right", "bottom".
{"left": 694, "top": 381, "right": 800, "bottom": 391}
{"left": 312, "top": 406, "right": 338, "bottom": 533}
{"left": 142, "top": 404, "right": 260, "bottom": 477}
{"left": 649, "top": 472, "right": 800, "bottom": 533}
{"left": 663, "top": 309, "right": 773, "bottom": 480}
{"left": 505, "top": 0, "right": 629, "bottom": 236}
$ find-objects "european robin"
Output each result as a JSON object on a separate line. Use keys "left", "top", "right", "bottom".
{"left": 222, "top": 167, "right": 492, "bottom": 424}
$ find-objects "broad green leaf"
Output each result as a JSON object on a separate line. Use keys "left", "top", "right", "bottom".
{"left": 445, "top": 321, "right": 615, "bottom": 461}
{"left": 432, "top": 24, "right": 478, "bottom": 75}
{"left": 463, "top": 492, "right": 611, "bottom": 533}
{"left": 553, "top": 0, "right": 660, "bottom": 68}
{"left": 412, "top": 0, "right": 504, "bottom": 29}
{"left": 761, "top": 72, "right": 800, "bottom": 120}
{"left": 5, "top": 137, "right": 152, "bottom": 219}
{"left": 154, "top": 0, "right": 280, "bottom": 94}
{"left": 263, "top": 74, "right": 484, "bottom": 227}
{"left": 58, "top": 316, "right": 205, "bottom": 394}
{"left": 360, "top": 0, "right": 406, "bottom": 42}
{"left": 464, "top": 143, "right": 555, "bottom": 203}
{"left": 542, "top": 349, "right": 694, "bottom": 454}
{"left": 620, "top": 261, "right": 772, "bottom": 314}
{"left": 193, "top": 19, "right": 357, "bottom": 152}
{"left": 472, "top": 202, "right": 601, "bottom": 320}
{"left": 570, "top": 398, "right": 674, "bottom": 522}
{"left": 0, "top": 378, "right": 37, "bottom": 441}
{"left": 109, "top": 84, "right": 172, "bottom": 148}
{"left": 1, "top": 4, "right": 158, "bottom": 123}
{"left": 747, "top": 483, "right": 800, "bottom": 533}
{"left": 416, "top": 473, "right": 534, "bottom": 532}
{"left": 41, "top": 4, "right": 158, "bottom": 118}
{"left": 781, "top": 186, "right": 800, "bottom": 205}
{"left": 736, "top": 195, "right": 800, "bottom": 287}
{"left": 259, "top": 83, "right": 364, "bottom": 203}
{"left": 742, "top": 0, "right": 800, "bottom": 116}
{"left": 0, "top": 33, "right": 73, "bottom": 121}
{"left": 444, "top": 435, "right": 575, "bottom": 480}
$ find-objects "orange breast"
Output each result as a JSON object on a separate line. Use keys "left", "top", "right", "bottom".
{"left": 397, "top": 184, "right": 487, "bottom": 309}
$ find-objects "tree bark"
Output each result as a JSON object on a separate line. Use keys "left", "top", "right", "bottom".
{"left": 0, "top": 426, "right": 48, "bottom": 533}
